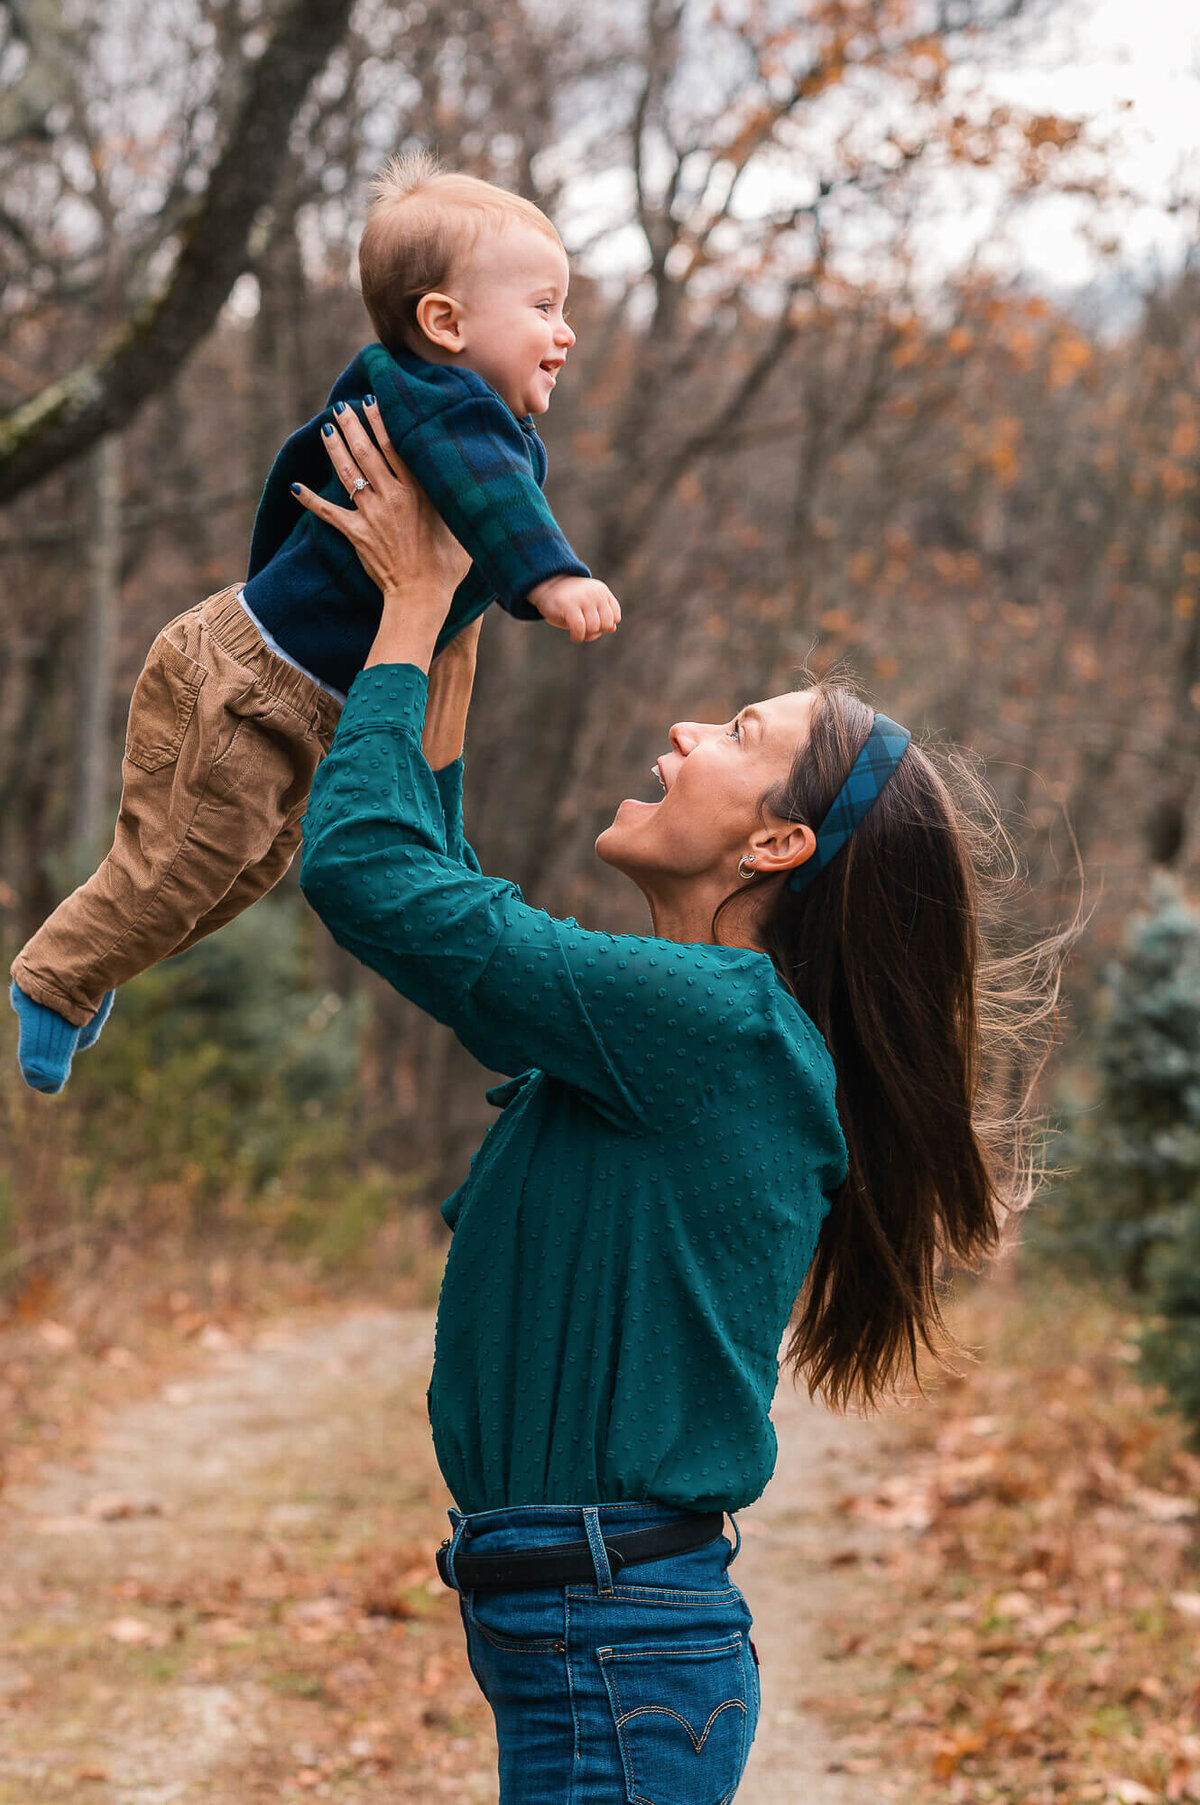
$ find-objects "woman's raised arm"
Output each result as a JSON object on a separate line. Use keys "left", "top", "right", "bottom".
{"left": 297, "top": 661, "right": 806, "bottom": 1141}
{"left": 422, "top": 616, "right": 483, "bottom": 771}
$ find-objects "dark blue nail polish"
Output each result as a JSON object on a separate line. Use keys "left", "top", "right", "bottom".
{"left": 364, "top": 394, "right": 376, "bottom": 407}
{"left": 322, "top": 422, "right": 334, "bottom": 436}
{"left": 290, "top": 482, "right": 301, "bottom": 495}
{"left": 333, "top": 400, "right": 346, "bottom": 414}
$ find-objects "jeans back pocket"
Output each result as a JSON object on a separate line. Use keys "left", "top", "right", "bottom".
{"left": 598, "top": 1631, "right": 750, "bottom": 1805}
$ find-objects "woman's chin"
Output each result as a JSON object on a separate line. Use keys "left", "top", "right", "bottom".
{"left": 599, "top": 798, "right": 658, "bottom": 838}
{"left": 596, "top": 801, "right": 658, "bottom": 866}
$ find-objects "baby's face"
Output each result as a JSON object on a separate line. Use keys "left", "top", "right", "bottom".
{"left": 451, "top": 223, "right": 575, "bottom": 417}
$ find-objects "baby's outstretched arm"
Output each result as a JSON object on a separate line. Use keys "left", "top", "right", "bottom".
{"left": 528, "top": 574, "right": 621, "bottom": 644}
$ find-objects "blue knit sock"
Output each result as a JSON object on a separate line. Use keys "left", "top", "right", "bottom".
{"left": 9, "top": 981, "right": 81, "bottom": 1094}
{"left": 9, "top": 983, "right": 117, "bottom": 1090}
{"left": 76, "top": 988, "right": 115, "bottom": 1052}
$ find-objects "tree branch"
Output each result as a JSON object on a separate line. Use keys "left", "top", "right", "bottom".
{"left": 620, "top": 281, "right": 808, "bottom": 555}
{"left": 0, "top": 0, "right": 357, "bottom": 505}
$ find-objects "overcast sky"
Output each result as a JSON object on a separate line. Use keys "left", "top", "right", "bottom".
{"left": 556, "top": 0, "right": 1200, "bottom": 309}
{"left": 983, "top": 0, "right": 1199, "bottom": 288}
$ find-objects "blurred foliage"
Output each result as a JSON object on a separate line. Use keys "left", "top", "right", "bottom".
{"left": 1036, "top": 877, "right": 1200, "bottom": 1442}
{"left": 1, "top": 891, "right": 435, "bottom": 1279}
{"left": 1141, "top": 1206, "right": 1200, "bottom": 1446}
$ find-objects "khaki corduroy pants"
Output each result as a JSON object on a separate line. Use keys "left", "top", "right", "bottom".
{"left": 11, "top": 587, "right": 342, "bottom": 1026}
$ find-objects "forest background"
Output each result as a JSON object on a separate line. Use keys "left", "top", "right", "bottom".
{"left": 3, "top": 2, "right": 1200, "bottom": 1799}
{"left": 7, "top": 0, "right": 1199, "bottom": 1251}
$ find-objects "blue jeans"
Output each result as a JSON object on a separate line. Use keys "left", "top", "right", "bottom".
{"left": 442, "top": 1501, "right": 761, "bottom": 1804}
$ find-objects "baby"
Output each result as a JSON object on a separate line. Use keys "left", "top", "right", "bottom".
{"left": 9, "top": 153, "right": 619, "bottom": 1093}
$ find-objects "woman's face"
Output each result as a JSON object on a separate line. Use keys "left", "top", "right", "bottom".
{"left": 595, "top": 689, "right": 819, "bottom": 911}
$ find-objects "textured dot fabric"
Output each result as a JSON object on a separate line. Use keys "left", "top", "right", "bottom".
{"left": 300, "top": 663, "right": 849, "bottom": 1516}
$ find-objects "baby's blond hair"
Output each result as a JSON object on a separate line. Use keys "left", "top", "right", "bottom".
{"left": 358, "top": 151, "right": 562, "bottom": 354}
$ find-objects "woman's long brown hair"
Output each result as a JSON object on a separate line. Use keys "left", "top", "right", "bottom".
{"left": 714, "top": 677, "right": 1066, "bottom": 1410}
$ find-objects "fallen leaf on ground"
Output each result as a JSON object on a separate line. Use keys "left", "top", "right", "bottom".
{"left": 37, "top": 1321, "right": 76, "bottom": 1351}
{"left": 85, "top": 1491, "right": 163, "bottom": 1520}
{"left": 1132, "top": 1487, "right": 1197, "bottom": 1522}
{"left": 102, "top": 1616, "right": 161, "bottom": 1646}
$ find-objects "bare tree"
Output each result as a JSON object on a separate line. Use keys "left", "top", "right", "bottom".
{"left": 0, "top": 0, "right": 358, "bottom": 502}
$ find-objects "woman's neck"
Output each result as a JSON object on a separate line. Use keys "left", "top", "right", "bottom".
{"left": 644, "top": 887, "right": 766, "bottom": 955}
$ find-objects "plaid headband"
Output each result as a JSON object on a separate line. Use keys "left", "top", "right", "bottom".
{"left": 787, "top": 713, "right": 912, "bottom": 893}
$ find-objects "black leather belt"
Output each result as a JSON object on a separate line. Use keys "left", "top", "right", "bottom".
{"left": 437, "top": 1510, "right": 726, "bottom": 1593}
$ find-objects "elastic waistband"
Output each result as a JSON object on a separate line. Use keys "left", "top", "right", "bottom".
{"left": 197, "top": 586, "right": 342, "bottom": 741}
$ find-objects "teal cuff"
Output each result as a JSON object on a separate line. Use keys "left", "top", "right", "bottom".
{"left": 338, "top": 661, "right": 429, "bottom": 739}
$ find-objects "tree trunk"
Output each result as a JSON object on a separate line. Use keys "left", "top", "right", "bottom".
{"left": 249, "top": 226, "right": 308, "bottom": 501}
{"left": 72, "top": 435, "right": 121, "bottom": 874}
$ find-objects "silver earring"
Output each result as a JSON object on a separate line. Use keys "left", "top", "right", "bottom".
{"left": 737, "top": 855, "right": 756, "bottom": 881}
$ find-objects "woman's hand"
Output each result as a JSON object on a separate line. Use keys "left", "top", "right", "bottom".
{"left": 291, "top": 399, "right": 472, "bottom": 672}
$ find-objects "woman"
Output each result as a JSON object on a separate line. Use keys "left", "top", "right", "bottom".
{"left": 294, "top": 403, "right": 1054, "bottom": 1803}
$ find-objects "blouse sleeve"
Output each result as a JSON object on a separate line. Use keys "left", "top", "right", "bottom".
{"left": 300, "top": 663, "right": 748, "bottom": 1136}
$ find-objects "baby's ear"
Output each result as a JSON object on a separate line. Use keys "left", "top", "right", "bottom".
{"left": 415, "top": 291, "right": 465, "bottom": 353}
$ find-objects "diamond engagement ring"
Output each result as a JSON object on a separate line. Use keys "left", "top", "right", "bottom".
{"left": 350, "top": 477, "right": 371, "bottom": 496}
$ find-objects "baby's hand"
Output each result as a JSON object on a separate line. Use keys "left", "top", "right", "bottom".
{"left": 528, "top": 575, "right": 621, "bottom": 644}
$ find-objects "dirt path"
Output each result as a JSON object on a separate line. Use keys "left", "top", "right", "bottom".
{"left": 0, "top": 1307, "right": 888, "bottom": 1803}
{"left": 737, "top": 1376, "right": 892, "bottom": 1803}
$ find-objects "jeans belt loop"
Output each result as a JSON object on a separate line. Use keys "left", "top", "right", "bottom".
{"left": 582, "top": 1506, "right": 615, "bottom": 1595}
{"left": 444, "top": 1510, "right": 469, "bottom": 1594}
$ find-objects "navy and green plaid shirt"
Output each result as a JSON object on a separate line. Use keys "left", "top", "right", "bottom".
{"left": 242, "top": 343, "right": 590, "bottom": 696}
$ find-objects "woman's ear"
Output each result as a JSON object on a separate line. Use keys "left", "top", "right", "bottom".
{"left": 784, "top": 824, "right": 818, "bottom": 881}
{"left": 754, "top": 820, "right": 817, "bottom": 882}
{"left": 415, "top": 291, "right": 466, "bottom": 354}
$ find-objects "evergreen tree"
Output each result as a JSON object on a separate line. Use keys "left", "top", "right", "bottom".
{"left": 1141, "top": 1206, "right": 1200, "bottom": 1439}
{"left": 1057, "top": 876, "right": 1200, "bottom": 1438}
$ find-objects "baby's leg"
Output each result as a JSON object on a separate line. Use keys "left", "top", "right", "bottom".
{"left": 165, "top": 811, "right": 304, "bottom": 959}
{"left": 11, "top": 588, "right": 338, "bottom": 1027}
{"left": 10, "top": 815, "right": 300, "bottom": 1094}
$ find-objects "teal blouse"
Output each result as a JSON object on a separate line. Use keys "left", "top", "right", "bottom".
{"left": 299, "top": 663, "right": 849, "bottom": 1515}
